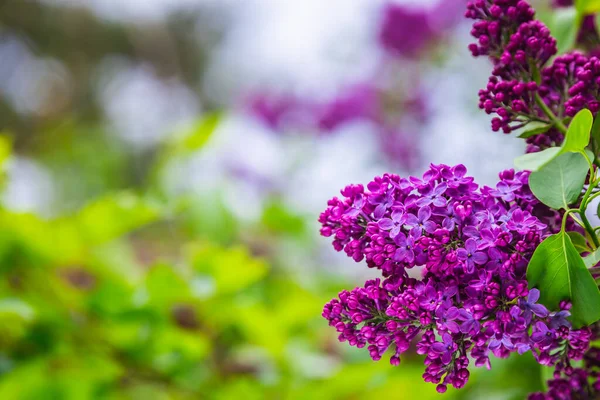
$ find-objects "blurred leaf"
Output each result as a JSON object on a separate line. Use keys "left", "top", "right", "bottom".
{"left": 576, "top": 0, "right": 600, "bottom": 13}
{"left": 517, "top": 123, "right": 553, "bottom": 139}
{"left": 262, "top": 200, "right": 306, "bottom": 236}
{"left": 584, "top": 246, "right": 600, "bottom": 267}
{"left": 181, "top": 194, "right": 238, "bottom": 243}
{"left": 76, "top": 191, "right": 161, "bottom": 245}
{"left": 191, "top": 244, "right": 268, "bottom": 295}
{"left": 548, "top": 7, "right": 579, "bottom": 54}
{"left": 179, "top": 112, "right": 221, "bottom": 152}
{"left": 144, "top": 263, "right": 191, "bottom": 308}
{"left": 151, "top": 327, "right": 210, "bottom": 370}
{"left": 0, "top": 133, "right": 12, "bottom": 167}
{"left": 211, "top": 378, "right": 264, "bottom": 400}
{"left": 164, "top": 112, "right": 222, "bottom": 159}
{"left": 591, "top": 115, "right": 600, "bottom": 156}
{"left": 0, "top": 298, "right": 36, "bottom": 321}
{"left": 568, "top": 231, "right": 591, "bottom": 253}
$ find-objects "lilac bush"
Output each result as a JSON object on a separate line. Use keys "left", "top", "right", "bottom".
{"left": 319, "top": 0, "right": 600, "bottom": 397}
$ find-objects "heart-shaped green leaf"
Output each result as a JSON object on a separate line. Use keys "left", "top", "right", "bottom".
{"left": 529, "top": 152, "right": 589, "bottom": 210}
{"left": 515, "top": 109, "right": 593, "bottom": 171}
{"left": 514, "top": 147, "right": 561, "bottom": 172}
{"left": 562, "top": 108, "right": 593, "bottom": 153}
{"left": 527, "top": 232, "right": 600, "bottom": 328}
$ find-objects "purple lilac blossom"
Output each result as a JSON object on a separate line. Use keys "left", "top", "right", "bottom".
{"left": 320, "top": 164, "right": 592, "bottom": 392}
{"left": 466, "top": 0, "right": 599, "bottom": 154}
{"left": 378, "top": 4, "right": 437, "bottom": 58}
{"left": 565, "top": 56, "right": 600, "bottom": 116}
{"left": 529, "top": 323, "right": 600, "bottom": 399}
{"left": 317, "top": 84, "right": 379, "bottom": 131}
{"left": 246, "top": 92, "right": 314, "bottom": 131}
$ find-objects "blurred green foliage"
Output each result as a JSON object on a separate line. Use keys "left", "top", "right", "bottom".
{"left": 0, "top": 1, "right": 548, "bottom": 395}
{"left": 0, "top": 120, "right": 545, "bottom": 399}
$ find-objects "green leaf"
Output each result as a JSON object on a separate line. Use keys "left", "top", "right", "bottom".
{"left": 527, "top": 232, "right": 600, "bottom": 328}
{"left": 540, "top": 365, "right": 554, "bottom": 391}
{"left": 0, "top": 298, "right": 36, "bottom": 322}
{"left": 584, "top": 247, "right": 600, "bottom": 268}
{"left": 76, "top": 192, "right": 161, "bottom": 245}
{"left": 591, "top": 115, "right": 600, "bottom": 156}
{"left": 514, "top": 147, "right": 561, "bottom": 171}
{"left": 568, "top": 231, "right": 591, "bottom": 253}
{"left": 551, "top": 7, "right": 579, "bottom": 54}
{"left": 529, "top": 152, "right": 589, "bottom": 210}
{"left": 181, "top": 112, "right": 221, "bottom": 151}
{"left": 517, "top": 123, "right": 553, "bottom": 139}
{"left": 515, "top": 109, "right": 593, "bottom": 171}
{"left": 577, "top": 0, "right": 600, "bottom": 13}
{"left": 169, "top": 112, "right": 221, "bottom": 156}
{"left": 562, "top": 108, "right": 593, "bottom": 153}
{"left": 190, "top": 244, "right": 268, "bottom": 295}
{"left": 262, "top": 200, "right": 306, "bottom": 236}
{"left": 0, "top": 134, "right": 12, "bottom": 167}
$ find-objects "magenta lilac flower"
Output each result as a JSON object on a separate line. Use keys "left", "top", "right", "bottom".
{"left": 316, "top": 84, "right": 379, "bottom": 131}
{"left": 464, "top": 0, "right": 600, "bottom": 155}
{"left": 529, "top": 324, "right": 599, "bottom": 399}
{"left": 565, "top": 56, "right": 600, "bottom": 117}
{"left": 379, "top": 4, "right": 437, "bottom": 58}
{"left": 320, "top": 164, "right": 591, "bottom": 392}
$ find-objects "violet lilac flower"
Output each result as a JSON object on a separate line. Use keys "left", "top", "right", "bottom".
{"left": 379, "top": 4, "right": 437, "bottom": 58}
{"left": 457, "top": 238, "right": 488, "bottom": 273}
{"left": 320, "top": 164, "right": 591, "bottom": 392}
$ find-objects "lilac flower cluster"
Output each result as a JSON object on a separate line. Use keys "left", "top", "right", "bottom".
{"left": 530, "top": 325, "right": 600, "bottom": 399}
{"left": 467, "top": 1, "right": 561, "bottom": 138}
{"left": 565, "top": 56, "right": 600, "bottom": 116}
{"left": 466, "top": 0, "right": 600, "bottom": 152}
{"left": 320, "top": 164, "right": 591, "bottom": 392}
{"left": 379, "top": 4, "right": 436, "bottom": 58}
{"left": 379, "top": 2, "right": 466, "bottom": 59}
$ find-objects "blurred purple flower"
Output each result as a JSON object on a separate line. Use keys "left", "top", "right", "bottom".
{"left": 317, "top": 84, "right": 379, "bottom": 131}
{"left": 379, "top": 4, "right": 436, "bottom": 58}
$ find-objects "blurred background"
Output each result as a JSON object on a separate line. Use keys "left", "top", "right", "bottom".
{"left": 0, "top": 0, "right": 558, "bottom": 398}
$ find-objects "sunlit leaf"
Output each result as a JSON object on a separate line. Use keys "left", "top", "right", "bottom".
{"left": 191, "top": 244, "right": 268, "bottom": 295}
{"left": 549, "top": 7, "right": 579, "bottom": 54}
{"left": 76, "top": 191, "right": 161, "bottom": 245}
{"left": 515, "top": 109, "right": 593, "bottom": 171}
{"left": 527, "top": 232, "right": 600, "bottom": 328}
{"left": 562, "top": 108, "right": 593, "bottom": 153}
{"left": 514, "top": 147, "right": 561, "bottom": 171}
{"left": 0, "top": 298, "right": 35, "bottom": 321}
{"left": 517, "top": 123, "right": 553, "bottom": 139}
{"left": 529, "top": 152, "right": 589, "bottom": 210}
{"left": 576, "top": 0, "right": 600, "bottom": 14}
{"left": 584, "top": 246, "right": 600, "bottom": 268}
